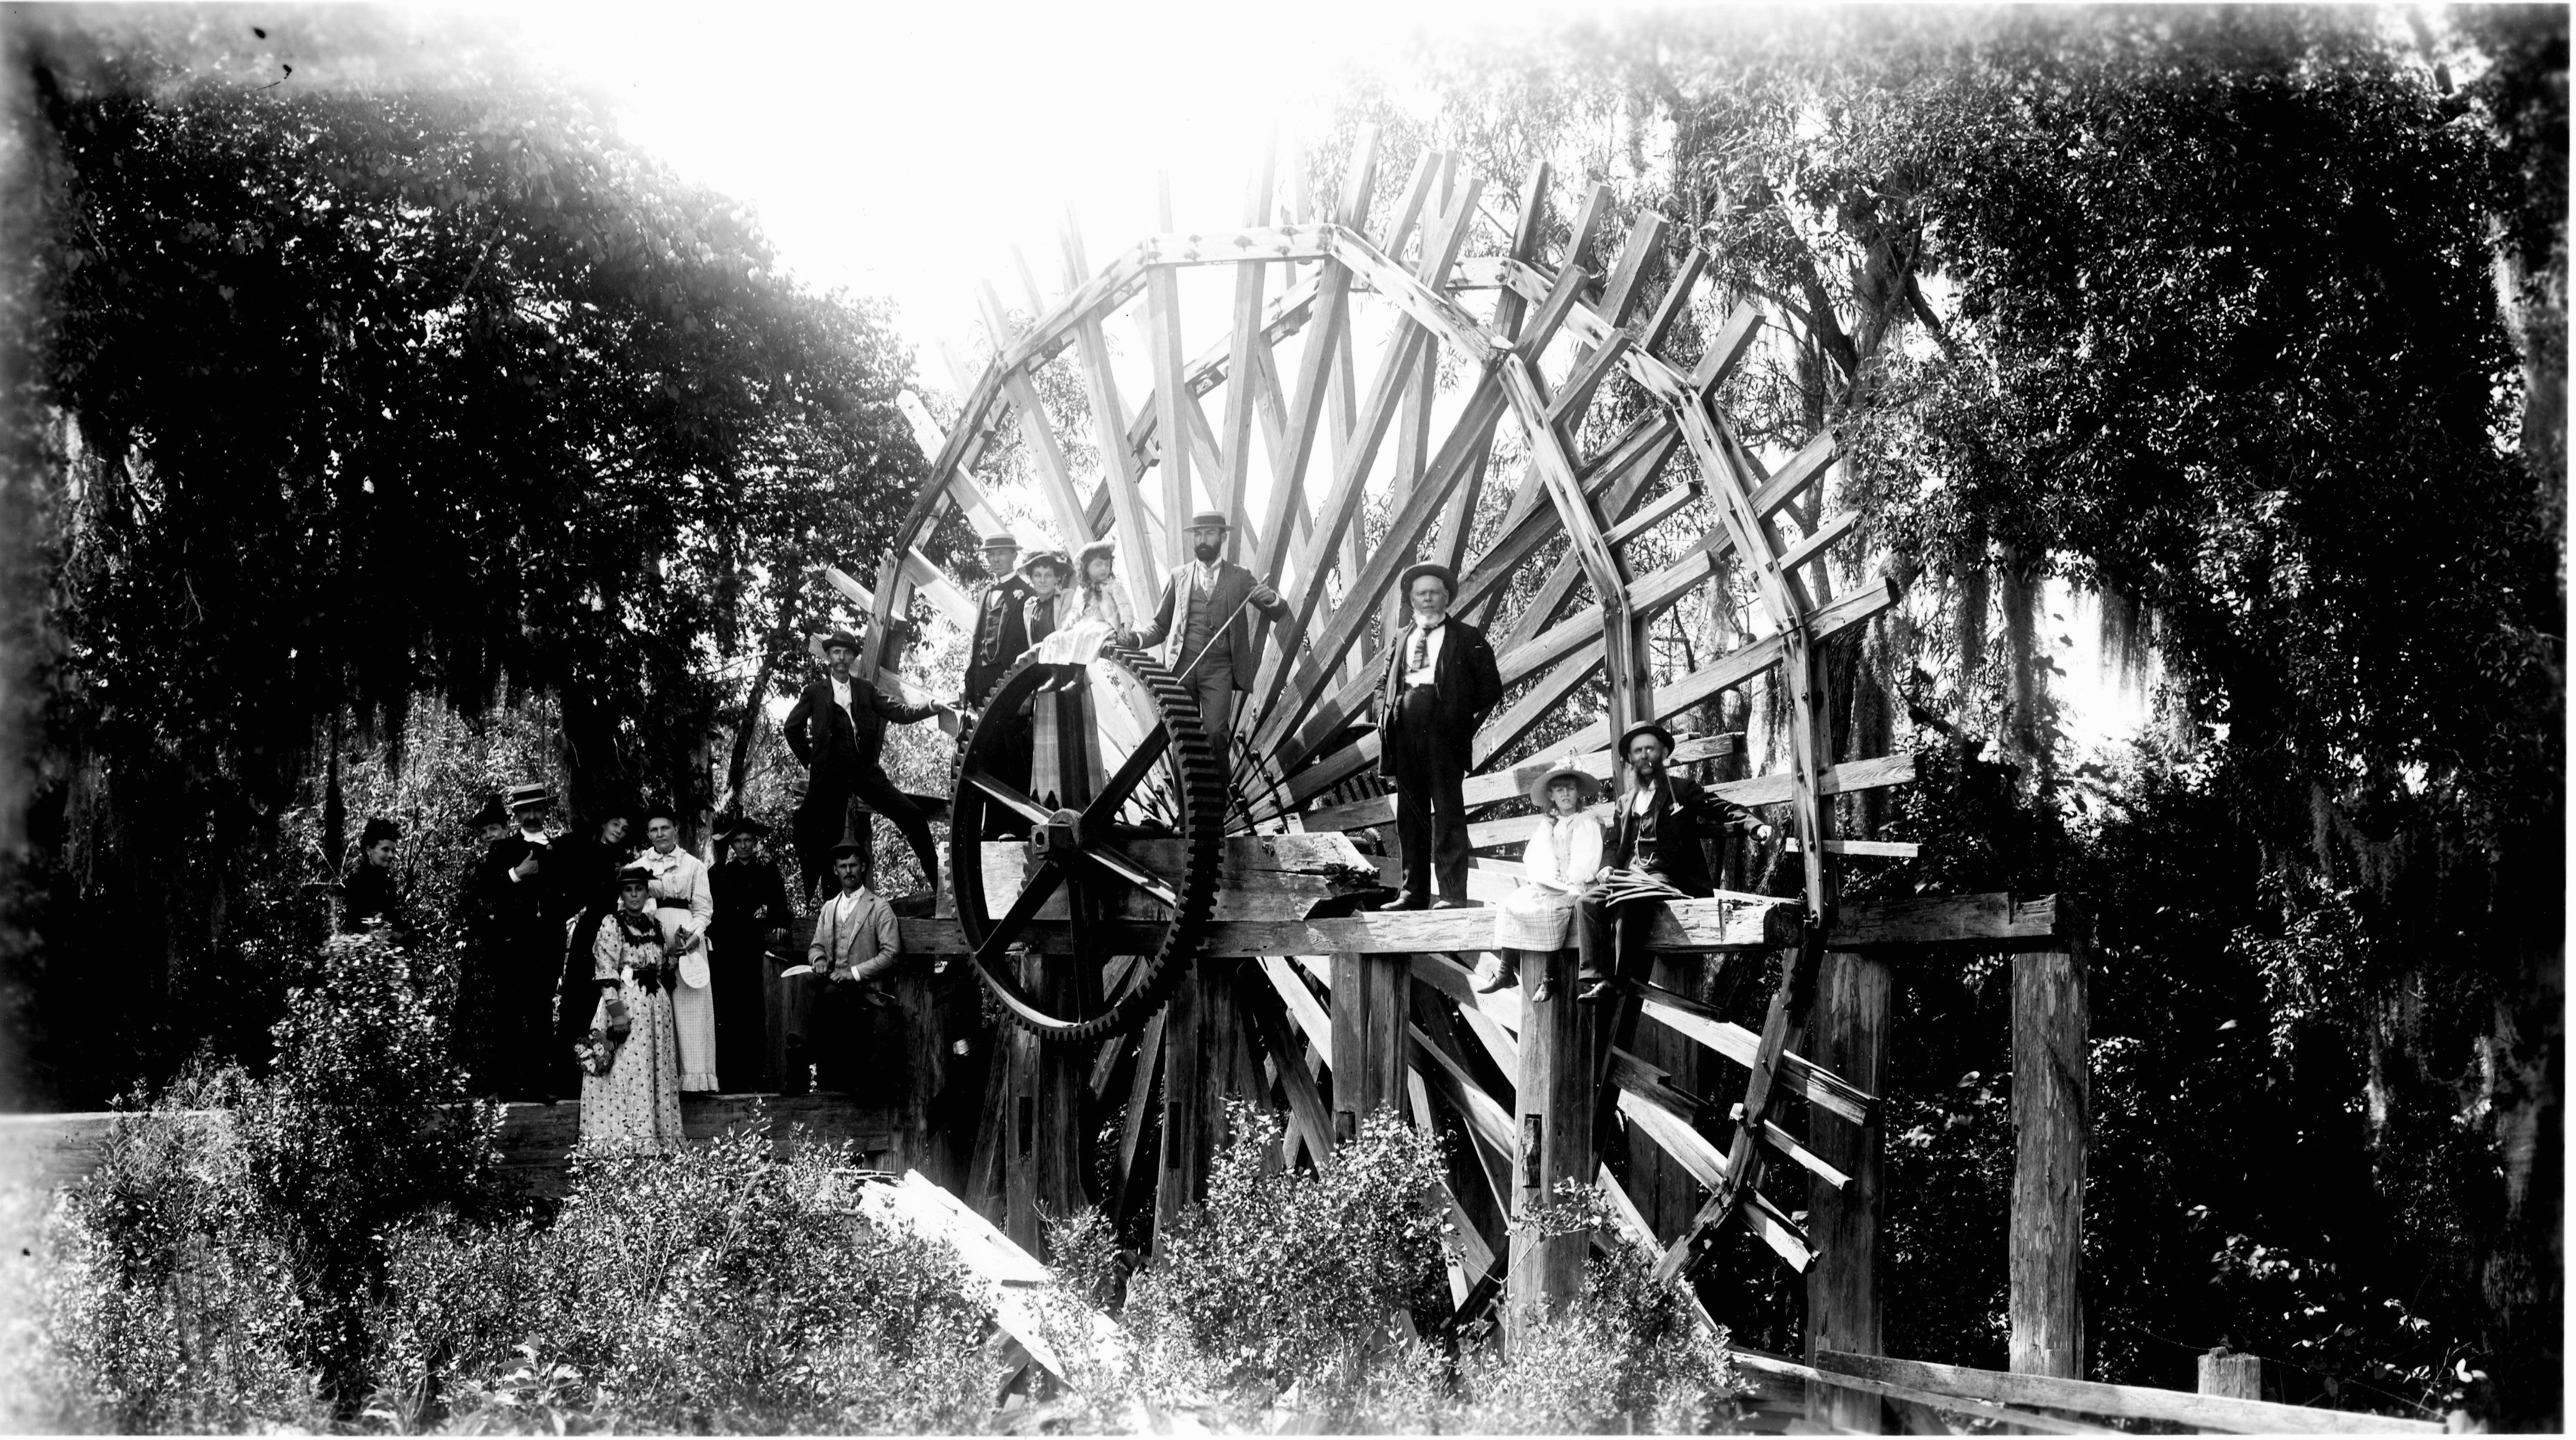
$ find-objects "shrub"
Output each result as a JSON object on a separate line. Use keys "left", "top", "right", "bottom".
{"left": 46, "top": 928, "right": 500, "bottom": 1428}
{"left": 371, "top": 1126, "right": 1001, "bottom": 1434}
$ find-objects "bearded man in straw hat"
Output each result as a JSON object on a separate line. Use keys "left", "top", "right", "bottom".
{"left": 1130, "top": 510, "right": 1292, "bottom": 749}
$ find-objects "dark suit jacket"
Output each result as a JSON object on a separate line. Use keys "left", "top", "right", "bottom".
{"left": 1605, "top": 774, "right": 1758, "bottom": 899}
{"left": 1376, "top": 616, "right": 1504, "bottom": 773}
{"left": 785, "top": 677, "right": 937, "bottom": 785}
{"left": 1133, "top": 562, "right": 1291, "bottom": 691}
{"left": 468, "top": 834, "right": 562, "bottom": 943}
{"left": 711, "top": 858, "right": 793, "bottom": 953}
{"left": 965, "top": 576, "right": 1033, "bottom": 703}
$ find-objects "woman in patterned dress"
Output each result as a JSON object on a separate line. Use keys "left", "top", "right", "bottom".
{"left": 577, "top": 864, "right": 685, "bottom": 1151}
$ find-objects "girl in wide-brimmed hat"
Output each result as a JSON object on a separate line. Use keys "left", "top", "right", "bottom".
{"left": 1481, "top": 755, "right": 1606, "bottom": 995}
{"left": 1074, "top": 537, "right": 1130, "bottom": 638}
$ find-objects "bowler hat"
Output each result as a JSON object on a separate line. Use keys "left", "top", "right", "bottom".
{"left": 1400, "top": 562, "right": 1456, "bottom": 597}
{"left": 1618, "top": 721, "right": 1678, "bottom": 758}
{"left": 1526, "top": 758, "right": 1603, "bottom": 809}
{"left": 1186, "top": 509, "right": 1229, "bottom": 531}
{"left": 823, "top": 629, "right": 863, "bottom": 653}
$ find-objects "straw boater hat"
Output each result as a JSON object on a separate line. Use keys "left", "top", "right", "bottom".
{"left": 1187, "top": 509, "right": 1229, "bottom": 531}
{"left": 980, "top": 531, "right": 1021, "bottom": 553}
{"left": 1527, "top": 757, "right": 1603, "bottom": 809}
{"left": 504, "top": 782, "right": 553, "bottom": 812}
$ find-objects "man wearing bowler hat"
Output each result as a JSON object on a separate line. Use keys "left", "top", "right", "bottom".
{"left": 1574, "top": 721, "right": 1771, "bottom": 1002}
{"left": 463, "top": 780, "right": 570, "bottom": 1100}
{"left": 1130, "top": 509, "right": 1292, "bottom": 748}
{"left": 1375, "top": 561, "right": 1503, "bottom": 908}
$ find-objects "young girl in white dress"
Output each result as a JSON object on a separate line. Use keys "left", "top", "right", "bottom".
{"left": 1482, "top": 759, "right": 1604, "bottom": 997}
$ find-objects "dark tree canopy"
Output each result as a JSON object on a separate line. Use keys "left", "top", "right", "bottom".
{"left": 0, "top": 9, "right": 922, "bottom": 1102}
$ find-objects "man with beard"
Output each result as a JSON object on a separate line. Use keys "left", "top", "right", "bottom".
{"left": 1130, "top": 510, "right": 1292, "bottom": 747}
{"left": 1375, "top": 562, "right": 1503, "bottom": 909}
{"left": 463, "top": 781, "right": 568, "bottom": 1100}
{"left": 1574, "top": 722, "right": 1771, "bottom": 1003}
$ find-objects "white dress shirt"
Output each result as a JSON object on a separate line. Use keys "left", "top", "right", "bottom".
{"left": 1402, "top": 619, "right": 1449, "bottom": 688}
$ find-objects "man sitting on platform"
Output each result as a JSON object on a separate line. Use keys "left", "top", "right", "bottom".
{"left": 1376, "top": 562, "right": 1502, "bottom": 909}
{"left": 1575, "top": 722, "right": 1770, "bottom": 1003}
{"left": 1130, "top": 510, "right": 1292, "bottom": 746}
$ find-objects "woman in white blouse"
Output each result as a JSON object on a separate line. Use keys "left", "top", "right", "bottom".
{"left": 1483, "top": 759, "right": 1604, "bottom": 996}
{"left": 635, "top": 808, "right": 718, "bottom": 1091}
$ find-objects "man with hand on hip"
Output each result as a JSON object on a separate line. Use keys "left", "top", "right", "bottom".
{"left": 1376, "top": 563, "right": 1502, "bottom": 909}
{"left": 1130, "top": 510, "right": 1291, "bottom": 748}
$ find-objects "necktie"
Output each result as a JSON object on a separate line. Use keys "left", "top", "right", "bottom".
{"left": 1410, "top": 625, "right": 1430, "bottom": 674}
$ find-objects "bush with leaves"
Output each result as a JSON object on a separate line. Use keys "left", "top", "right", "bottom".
{"left": 45, "top": 927, "right": 499, "bottom": 1428}
{"left": 370, "top": 1128, "right": 999, "bottom": 1434}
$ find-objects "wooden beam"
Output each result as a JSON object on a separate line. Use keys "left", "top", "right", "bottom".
{"left": 1508, "top": 944, "right": 1591, "bottom": 1346}
{"left": 1809, "top": 1352, "right": 2444, "bottom": 1435}
{"left": 1252, "top": 126, "right": 1378, "bottom": 597}
{"left": 2011, "top": 938, "right": 2088, "bottom": 1379}
{"left": 1634, "top": 985, "right": 1875, "bottom": 1126}
{"left": 1217, "top": 153, "right": 1276, "bottom": 534}
{"left": 1728, "top": 1350, "right": 2129, "bottom": 1436}
{"left": 1805, "top": 949, "right": 1891, "bottom": 1432}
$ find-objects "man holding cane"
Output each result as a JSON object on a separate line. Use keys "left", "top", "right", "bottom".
{"left": 1129, "top": 510, "right": 1292, "bottom": 747}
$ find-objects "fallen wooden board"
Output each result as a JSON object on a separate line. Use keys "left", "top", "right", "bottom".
{"left": 1727, "top": 1349, "right": 2126, "bottom": 1436}
{"left": 1810, "top": 1351, "right": 2445, "bottom": 1435}
{"left": 857, "top": 1169, "right": 1124, "bottom": 1390}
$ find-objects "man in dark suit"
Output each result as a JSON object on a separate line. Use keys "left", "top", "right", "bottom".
{"left": 963, "top": 532, "right": 1032, "bottom": 706}
{"left": 785, "top": 622, "right": 951, "bottom": 900}
{"left": 1376, "top": 562, "right": 1504, "bottom": 908}
{"left": 964, "top": 533, "right": 1035, "bottom": 834}
{"left": 462, "top": 781, "right": 570, "bottom": 1100}
{"left": 709, "top": 814, "right": 794, "bottom": 1091}
{"left": 1575, "top": 721, "right": 1771, "bottom": 1001}
{"left": 1130, "top": 509, "right": 1292, "bottom": 747}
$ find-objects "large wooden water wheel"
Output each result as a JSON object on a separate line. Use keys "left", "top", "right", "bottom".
{"left": 857, "top": 134, "right": 1921, "bottom": 1322}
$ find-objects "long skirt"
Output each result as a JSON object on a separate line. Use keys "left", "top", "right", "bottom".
{"left": 672, "top": 966, "right": 719, "bottom": 1091}
{"left": 1494, "top": 884, "right": 1578, "bottom": 951}
{"left": 580, "top": 985, "right": 684, "bottom": 1152}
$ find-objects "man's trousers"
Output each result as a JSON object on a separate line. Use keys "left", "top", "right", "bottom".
{"left": 1575, "top": 872, "right": 1675, "bottom": 989}
{"left": 1389, "top": 687, "right": 1470, "bottom": 902}
{"left": 849, "top": 767, "right": 942, "bottom": 893}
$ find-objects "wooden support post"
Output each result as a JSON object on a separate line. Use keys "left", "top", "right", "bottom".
{"left": 2198, "top": 1348, "right": 2272, "bottom": 1402}
{"left": 1153, "top": 962, "right": 1209, "bottom": 1245}
{"left": 1003, "top": 954, "right": 1086, "bottom": 1258}
{"left": 2011, "top": 937, "right": 2089, "bottom": 1379}
{"left": 1508, "top": 946, "right": 1591, "bottom": 1346}
{"left": 1804, "top": 949, "right": 1892, "bottom": 1433}
{"left": 1630, "top": 954, "right": 1708, "bottom": 1240}
{"left": 1331, "top": 952, "right": 1410, "bottom": 1131}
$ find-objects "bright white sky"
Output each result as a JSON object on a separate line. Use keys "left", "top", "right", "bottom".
{"left": 496, "top": 0, "right": 2150, "bottom": 750}
{"left": 501, "top": 0, "right": 1585, "bottom": 365}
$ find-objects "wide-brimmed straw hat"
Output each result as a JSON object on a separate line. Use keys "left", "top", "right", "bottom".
{"left": 1527, "top": 758, "right": 1603, "bottom": 809}
{"left": 1018, "top": 549, "right": 1072, "bottom": 579}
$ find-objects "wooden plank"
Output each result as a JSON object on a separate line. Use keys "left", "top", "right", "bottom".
{"left": 1301, "top": 732, "right": 1747, "bottom": 834}
{"left": 1334, "top": 954, "right": 1412, "bottom": 1125}
{"left": 1728, "top": 1351, "right": 2129, "bottom": 1436}
{"left": 1809, "top": 1353, "right": 2445, "bottom": 1435}
{"left": 1831, "top": 892, "right": 2076, "bottom": 948}
{"left": 956, "top": 834, "right": 1379, "bottom": 923}
{"left": 1236, "top": 962, "right": 1335, "bottom": 1164}
{"left": 1110, "top": 1009, "right": 1164, "bottom": 1221}
{"left": 1216, "top": 153, "right": 1278, "bottom": 533}
{"left": 1637, "top": 984, "right": 1874, "bottom": 1125}
{"left": 2011, "top": 943, "right": 2087, "bottom": 1379}
{"left": 1805, "top": 950, "right": 1892, "bottom": 1431}
{"left": 1057, "top": 212, "right": 1162, "bottom": 609}
{"left": 1507, "top": 942, "right": 1590, "bottom": 1346}
{"left": 1258, "top": 955, "right": 1335, "bottom": 1070}
{"left": 1653, "top": 937, "right": 1815, "bottom": 1282}
{"left": 1453, "top": 753, "right": 1910, "bottom": 852}
{"left": 1252, "top": 126, "right": 1377, "bottom": 596}
{"left": 976, "top": 283, "right": 1097, "bottom": 552}
{"left": 1408, "top": 1023, "right": 1515, "bottom": 1158}
{"left": 1603, "top": 482, "right": 1699, "bottom": 548}
{"left": 1145, "top": 178, "right": 1196, "bottom": 568}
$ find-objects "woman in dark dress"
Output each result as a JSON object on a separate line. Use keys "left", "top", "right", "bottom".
{"left": 709, "top": 816, "right": 793, "bottom": 1092}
